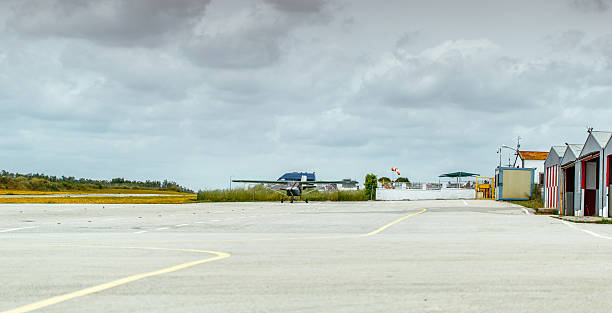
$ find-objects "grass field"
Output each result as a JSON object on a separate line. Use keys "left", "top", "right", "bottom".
{"left": 197, "top": 186, "right": 368, "bottom": 202}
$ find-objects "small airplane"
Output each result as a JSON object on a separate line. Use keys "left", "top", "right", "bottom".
{"left": 232, "top": 172, "right": 358, "bottom": 203}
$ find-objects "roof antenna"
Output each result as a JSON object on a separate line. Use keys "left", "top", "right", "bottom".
{"left": 512, "top": 136, "right": 521, "bottom": 167}
{"left": 587, "top": 127, "right": 593, "bottom": 133}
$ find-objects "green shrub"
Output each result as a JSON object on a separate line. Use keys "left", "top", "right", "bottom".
{"left": 364, "top": 174, "right": 377, "bottom": 200}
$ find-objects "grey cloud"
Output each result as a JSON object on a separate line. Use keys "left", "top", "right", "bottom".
{"left": 59, "top": 43, "right": 201, "bottom": 100}
{"left": 355, "top": 37, "right": 612, "bottom": 117}
{"left": 184, "top": 0, "right": 332, "bottom": 69}
{"left": 185, "top": 26, "right": 285, "bottom": 69}
{"left": 357, "top": 39, "right": 524, "bottom": 111}
{"left": 395, "top": 31, "right": 422, "bottom": 49}
{"left": 571, "top": 0, "right": 609, "bottom": 12}
{"left": 545, "top": 29, "right": 586, "bottom": 51}
{"left": 264, "top": 0, "right": 327, "bottom": 13}
{"left": 6, "top": 0, "right": 210, "bottom": 46}
{"left": 585, "top": 34, "right": 612, "bottom": 59}
{"left": 4, "top": 0, "right": 612, "bottom": 189}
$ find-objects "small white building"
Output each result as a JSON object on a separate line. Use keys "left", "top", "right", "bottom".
{"left": 518, "top": 151, "right": 548, "bottom": 184}
{"left": 337, "top": 179, "right": 359, "bottom": 191}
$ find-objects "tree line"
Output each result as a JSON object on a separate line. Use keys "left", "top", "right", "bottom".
{"left": 0, "top": 170, "right": 192, "bottom": 193}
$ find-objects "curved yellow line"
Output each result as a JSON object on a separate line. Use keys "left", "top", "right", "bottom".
{"left": 2, "top": 208, "right": 427, "bottom": 313}
{"left": 1, "top": 247, "right": 230, "bottom": 313}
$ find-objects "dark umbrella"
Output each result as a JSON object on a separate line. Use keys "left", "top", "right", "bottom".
{"left": 438, "top": 172, "right": 479, "bottom": 188}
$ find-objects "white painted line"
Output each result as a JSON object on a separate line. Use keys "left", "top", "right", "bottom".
{"left": 462, "top": 200, "right": 468, "bottom": 206}
{"left": 156, "top": 227, "right": 169, "bottom": 230}
{"left": 194, "top": 221, "right": 204, "bottom": 224}
{"left": 0, "top": 226, "right": 39, "bottom": 233}
{"left": 133, "top": 230, "right": 147, "bottom": 234}
{"left": 175, "top": 224, "right": 189, "bottom": 227}
{"left": 210, "top": 219, "right": 221, "bottom": 222}
{"left": 561, "top": 220, "right": 612, "bottom": 240}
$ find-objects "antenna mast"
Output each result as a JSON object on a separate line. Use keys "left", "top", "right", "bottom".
{"left": 512, "top": 136, "right": 521, "bottom": 167}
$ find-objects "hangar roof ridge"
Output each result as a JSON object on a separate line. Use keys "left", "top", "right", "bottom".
{"left": 591, "top": 131, "right": 612, "bottom": 148}
{"left": 568, "top": 144, "right": 584, "bottom": 156}
{"left": 551, "top": 146, "right": 567, "bottom": 157}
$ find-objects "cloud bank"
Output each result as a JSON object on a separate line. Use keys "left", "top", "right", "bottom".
{"left": 1, "top": 0, "right": 612, "bottom": 188}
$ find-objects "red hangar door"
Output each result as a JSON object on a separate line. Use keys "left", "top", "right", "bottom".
{"left": 584, "top": 159, "right": 599, "bottom": 216}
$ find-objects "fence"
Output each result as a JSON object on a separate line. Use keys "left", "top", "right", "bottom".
{"left": 376, "top": 182, "right": 475, "bottom": 201}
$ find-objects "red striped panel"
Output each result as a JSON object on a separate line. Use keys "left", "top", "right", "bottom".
{"left": 553, "top": 166, "right": 556, "bottom": 208}
{"left": 545, "top": 165, "right": 559, "bottom": 208}
{"left": 546, "top": 167, "right": 550, "bottom": 208}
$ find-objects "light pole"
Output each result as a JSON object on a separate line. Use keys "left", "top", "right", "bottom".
{"left": 501, "top": 144, "right": 519, "bottom": 167}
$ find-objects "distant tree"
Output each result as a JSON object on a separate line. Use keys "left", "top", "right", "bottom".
{"left": 378, "top": 177, "right": 391, "bottom": 184}
{"left": 365, "top": 174, "right": 377, "bottom": 200}
{"left": 396, "top": 177, "right": 410, "bottom": 183}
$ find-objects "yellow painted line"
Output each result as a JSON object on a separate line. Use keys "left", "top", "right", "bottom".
{"left": 1, "top": 208, "right": 426, "bottom": 313}
{"left": 242, "top": 208, "right": 427, "bottom": 241}
{"left": 359, "top": 208, "right": 427, "bottom": 237}
{"left": 109, "top": 208, "right": 429, "bottom": 244}
{"left": 1, "top": 246, "right": 230, "bottom": 313}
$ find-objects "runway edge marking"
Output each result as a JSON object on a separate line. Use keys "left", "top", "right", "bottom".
{"left": 1, "top": 247, "right": 230, "bottom": 313}
{"left": 561, "top": 220, "right": 612, "bottom": 240}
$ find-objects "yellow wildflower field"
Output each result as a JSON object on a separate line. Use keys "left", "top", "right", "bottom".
{"left": 0, "top": 195, "right": 197, "bottom": 204}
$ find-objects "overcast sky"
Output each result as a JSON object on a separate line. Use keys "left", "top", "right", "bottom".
{"left": 1, "top": 0, "right": 612, "bottom": 189}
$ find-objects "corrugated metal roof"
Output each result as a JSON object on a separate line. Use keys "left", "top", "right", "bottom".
{"left": 519, "top": 150, "right": 549, "bottom": 160}
{"left": 590, "top": 131, "right": 612, "bottom": 148}
{"left": 551, "top": 146, "right": 567, "bottom": 157}
{"left": 568, "top": 144, "right": 584, "bottom": 157}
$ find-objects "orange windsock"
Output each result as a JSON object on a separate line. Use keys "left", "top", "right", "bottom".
{"left": 397, "top": 172, "right": 400, "bottom": 175}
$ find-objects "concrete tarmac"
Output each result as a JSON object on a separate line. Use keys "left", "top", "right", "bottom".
{"left": 2, "top": 200, "right": 612, "bottom": 313}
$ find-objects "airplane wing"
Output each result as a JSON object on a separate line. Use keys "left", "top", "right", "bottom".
{"left": 232, "top": 180, "right": 358, "bottom": 184}
{"left": 232, "top": 180, "right": 290, "bottom": 184}
{"left": 306, "top": 181, "right": 358, "bottom": 184}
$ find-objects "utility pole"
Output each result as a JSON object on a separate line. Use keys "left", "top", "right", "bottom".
{"left": 370, "top": 185, "right": 374, "bottom": 200}
{"left": 512, "top": 136, "right": 521, "bottom": 167}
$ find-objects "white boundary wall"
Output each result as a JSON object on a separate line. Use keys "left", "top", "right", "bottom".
{"left": 376, "top": 188, "right": 475, "bottom": 201}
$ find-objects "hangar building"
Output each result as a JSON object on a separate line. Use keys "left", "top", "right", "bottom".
{"left": 577, "top": 131, "right": 612, "bottom": 217}
{"left": 544, "top": 146, "right": 567, "bottom": 211}
{"left": 546, "top": 130, "right": 612, "bottom": 217}
{"left": 560, "top": 144, "right": 583, "bottom": 216}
